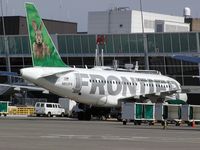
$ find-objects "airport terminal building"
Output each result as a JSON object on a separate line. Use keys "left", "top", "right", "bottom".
{"left": 0, "top": 31, "right": 199, "bottom": 102}
{"left": 0, "top": 9, "right": 200, "bottom": 104}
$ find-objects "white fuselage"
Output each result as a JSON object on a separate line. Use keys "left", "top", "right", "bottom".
{"left": 20, "top": 67, "right": 181, "bottom": 107}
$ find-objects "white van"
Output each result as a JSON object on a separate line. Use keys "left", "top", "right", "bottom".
{"left": 35, "top": 102, "right": 65, "bottom": 117}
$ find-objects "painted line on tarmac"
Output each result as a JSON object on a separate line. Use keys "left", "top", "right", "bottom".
{"left": 40, "top": 134, "right": 149, "bottom": 141}
{"left": 40, "top": 134, "right": 200, "bottom": 143}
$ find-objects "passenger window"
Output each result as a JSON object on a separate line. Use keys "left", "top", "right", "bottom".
{"left": 41, "top": 104, "right": 44, "bottom": 107}
{"left": 36, "top": 103, "right": 40, "bottom": 107}
{"left": 46, "top": 104, "right": 52, "bottom": 108}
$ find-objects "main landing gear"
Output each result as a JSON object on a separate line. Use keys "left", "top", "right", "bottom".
{"left": 77, "top": 103, "right": 111, "bottom": 121}
{"left": 77, "top": 104, "right": 91, "bottom": 121}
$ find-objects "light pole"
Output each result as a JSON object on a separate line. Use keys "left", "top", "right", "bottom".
{"left": 0, "top": 0, "right": 11, "bottom": 83}
{"left": 139, "top": 0, "right": 149, "bottom": 70}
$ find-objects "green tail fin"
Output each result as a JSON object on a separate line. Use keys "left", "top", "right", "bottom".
{"left": 25, "top": 3, "right": 67, "bottom": 67}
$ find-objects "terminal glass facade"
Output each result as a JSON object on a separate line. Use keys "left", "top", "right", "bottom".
{"left": 0, "top": 32, "right": 199, "bottom": 86}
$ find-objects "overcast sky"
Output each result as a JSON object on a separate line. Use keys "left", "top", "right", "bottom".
{"left": 1, "top": 0, "right": 199, "bottom": 31}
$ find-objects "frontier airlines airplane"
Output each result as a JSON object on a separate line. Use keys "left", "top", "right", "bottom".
{"left": 20, "top": 3, "right": 186, "bottom": 120}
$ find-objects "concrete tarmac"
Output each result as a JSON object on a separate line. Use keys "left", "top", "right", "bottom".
{"left": 0, "top": 117, "right": 200, "bottom": 150}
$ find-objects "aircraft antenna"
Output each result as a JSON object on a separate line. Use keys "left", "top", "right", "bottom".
{"left": 134, "top": 61, "right": 139, "bottom": 71}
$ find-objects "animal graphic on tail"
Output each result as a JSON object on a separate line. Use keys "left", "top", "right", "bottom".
{"left": 32, "top": 20, "right": 50, "bottom": 58}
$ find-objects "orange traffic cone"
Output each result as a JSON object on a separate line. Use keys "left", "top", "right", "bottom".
{"left": 192, "top": 120, "right": 195, "bottom": 128}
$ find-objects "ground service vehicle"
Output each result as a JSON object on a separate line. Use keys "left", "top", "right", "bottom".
{"left": 35, "top": 102, "right": 65, "bottom": 117}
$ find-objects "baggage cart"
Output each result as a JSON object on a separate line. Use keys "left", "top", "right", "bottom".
{"left": 0, "top": 101, "right": 9, "bottom": 116}
{"left": 122, "top": 102, "right": 155, "bottom": 125}
{"left": 181, "top": 105, "right": 200, "bottom": 126}
{"left": 155, "top": 103, "right": 182, "bottom": 126}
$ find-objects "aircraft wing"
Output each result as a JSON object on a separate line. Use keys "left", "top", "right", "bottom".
{"left": 0, "top": 83, "right": 46, "bottom": 92}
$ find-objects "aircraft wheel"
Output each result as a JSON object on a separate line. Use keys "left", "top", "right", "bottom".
{"left": 85, "top": 110, "right": 91, "bottom": 121}
{"left": 78, "top": 112, "right": 84, "bottom": 120}
{"left": 123, "top": 120, "right": 127, "bottom": 125}
{"left": 175, "top": 122, "right": 181, "bottom": 126}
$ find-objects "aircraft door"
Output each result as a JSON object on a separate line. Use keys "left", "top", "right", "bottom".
{"left": 72, "top": 72, "right": 82, "bottom": 94}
